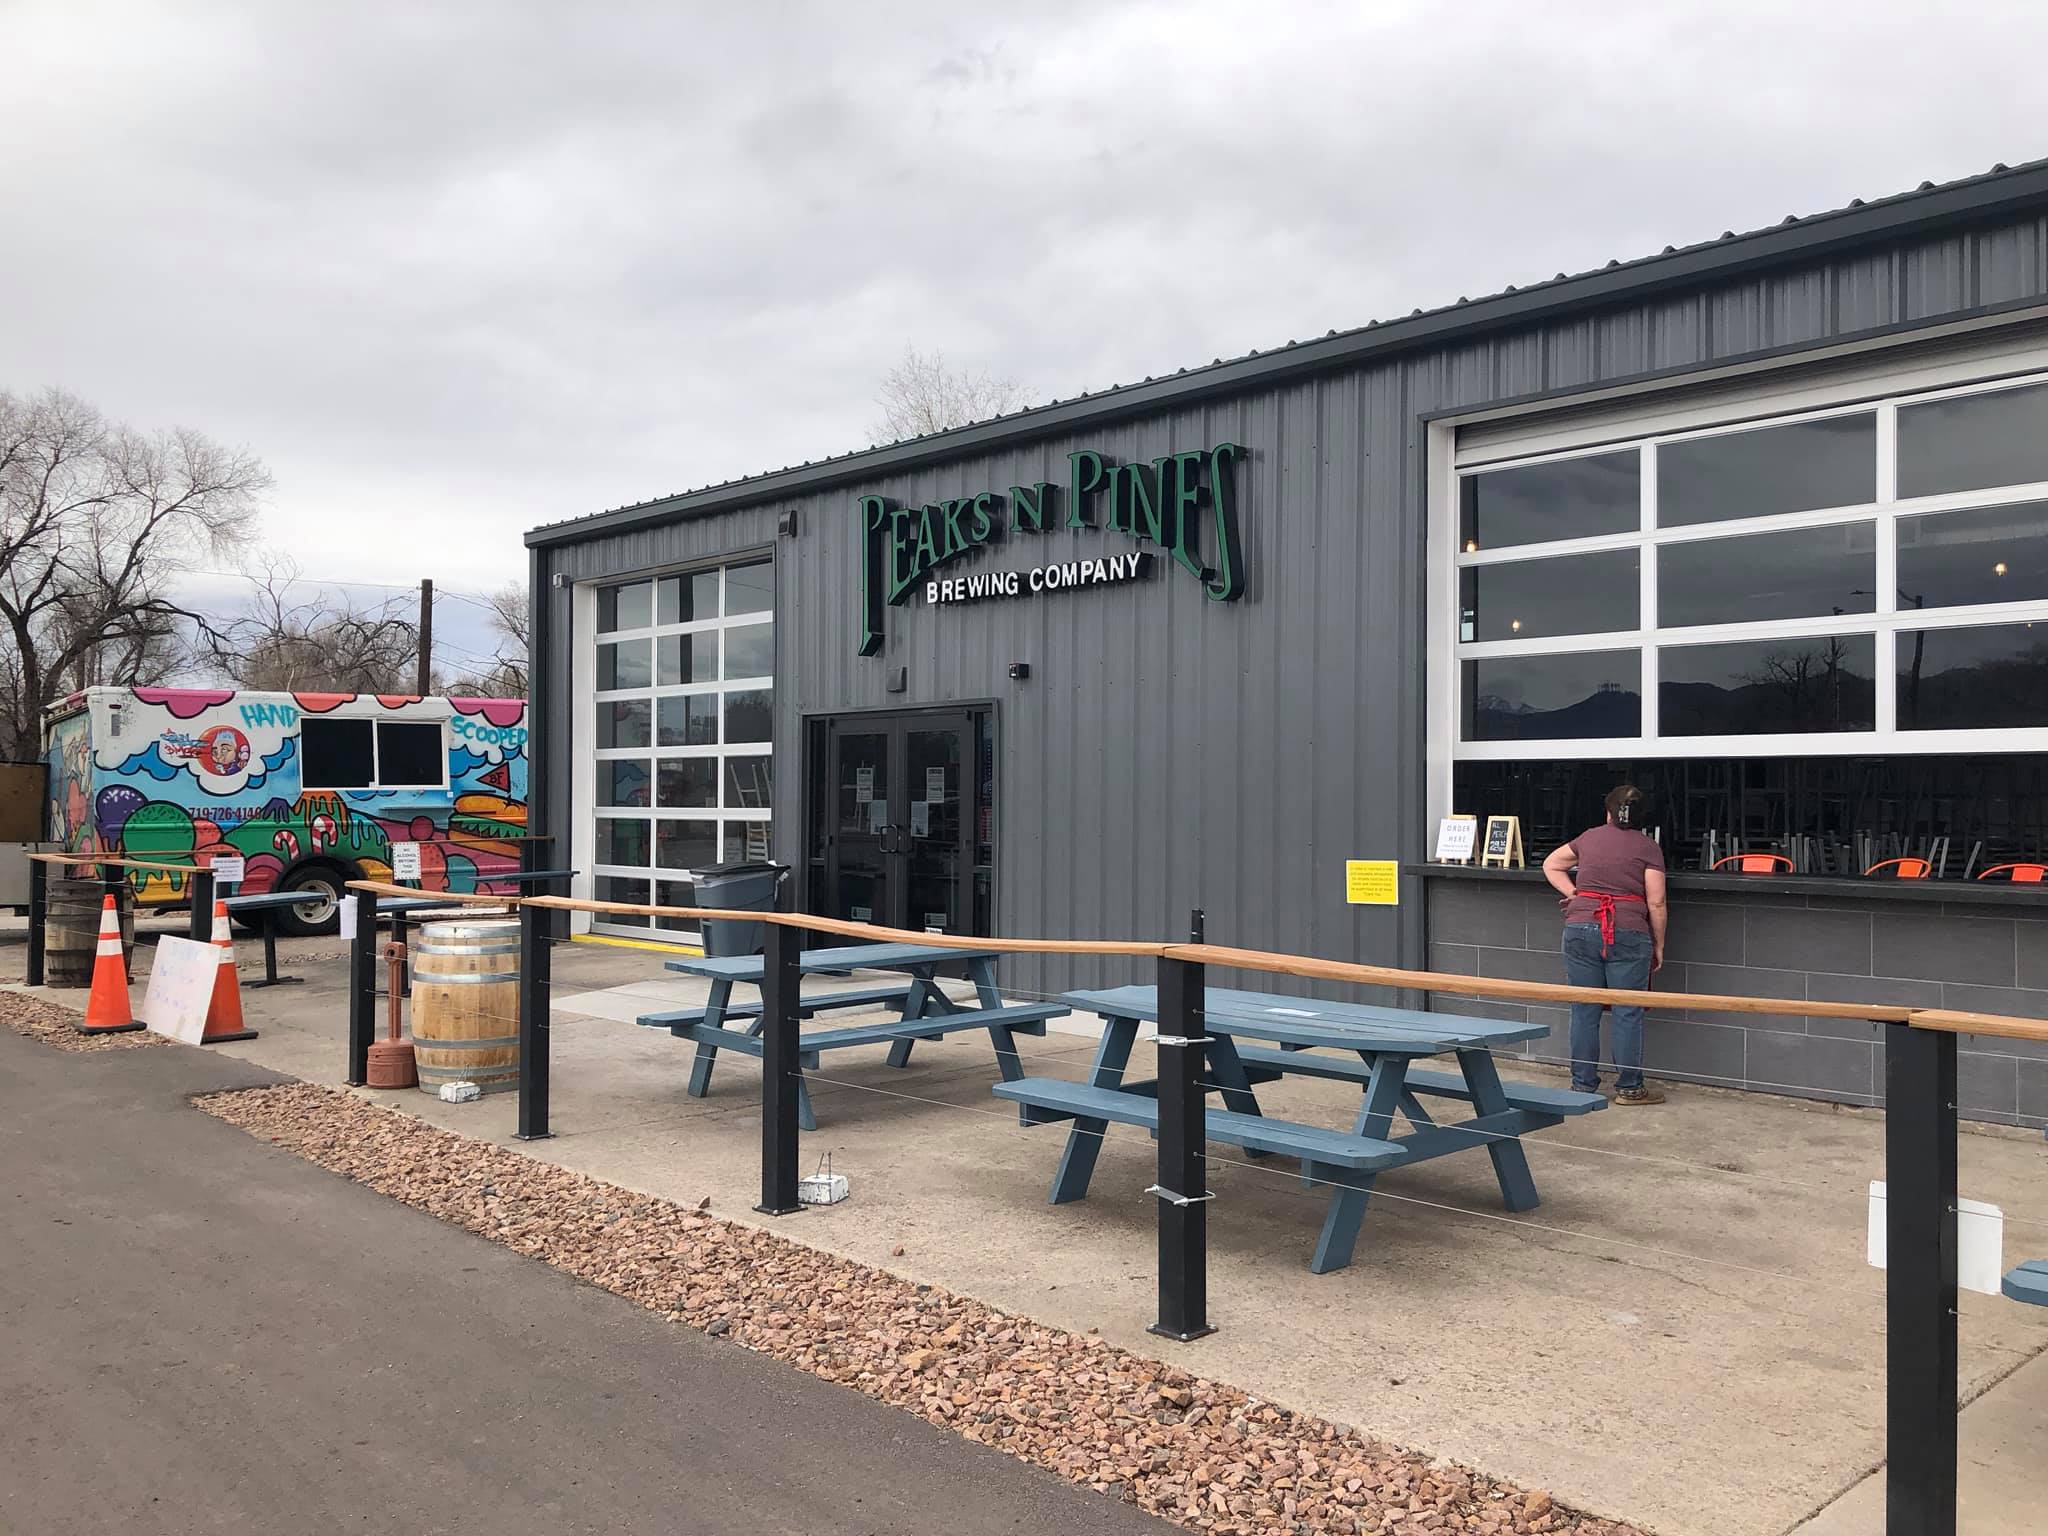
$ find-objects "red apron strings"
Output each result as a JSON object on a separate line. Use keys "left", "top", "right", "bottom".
{"left": 1579, "top": 888, "right": 1646, "bottom": 953}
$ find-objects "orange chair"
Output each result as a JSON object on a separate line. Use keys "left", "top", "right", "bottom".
{"left": 1978, "top": 862, "right": 2048, "bottom": 883}
{"left": 1711, "top": 853, "right": 1793, "bottom": 874}
{"left": 1865, "top": 857, "right": 1932, "bottom": 879}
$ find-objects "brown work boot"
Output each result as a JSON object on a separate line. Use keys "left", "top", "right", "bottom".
{"left": 1613, "top": 1086, "right": 1666, "bottom": 1106}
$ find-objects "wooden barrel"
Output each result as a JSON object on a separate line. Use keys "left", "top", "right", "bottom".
{"left": 46, "top": 877, "right": 135, "bottom": 988}
{"left": 410, "top": 920, "right": 520, "bottom": 1095}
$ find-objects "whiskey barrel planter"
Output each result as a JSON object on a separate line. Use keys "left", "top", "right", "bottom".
{"left": 46, "top": 876, "right": 134, "bottom": 987}
{"left": 410, "top": 920, "right": 520, "bottom": 1095}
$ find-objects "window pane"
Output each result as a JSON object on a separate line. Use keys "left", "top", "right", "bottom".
{"left": 657, "top": 633, "right": 718, "bottom": 685}
{"left": 725, "top": 688, "right": 773, "bottom": 744}
{"left": 656, "top": 819, "right": 718, "bottom": 871}
{"left": 1659, "top": 636, "right": 1876, "bottom": 735}
{"left": 1899, "top": 622, "right": 2048, "bottom": 730}
{"left": 724, "top": 622, "right": 774, "bottom": 679}
{"left": 301, "top": 718, "right": 374, "bottom": 789}
{"left": 1459, "top": 550, "right": 1637, "bottom": 642}
{"left": 598, "top": 639, "right": 650, "bottom": 690}
{"left": 1897, "top": 500, "right": 2048, "bottom": 609}
{"left": 1658, "top": 523, "right": 1875, "bottom": 628}
{"left": 658, "top": 570, "right": 720, "bottom": 625}
{"left": 597, "top": 699, "right": 650, "bottom": 749}
{"left": 1658, "top": 414, "right": 1875, "bottom": 527}
{"left": 595, "top": 875, "right": 648, "bottom": 908}
{"left": 599, "top": 582, "right": 652, "bottom": 631}
{"left": 595, "top": 817, "right": 649, "bottom": 867}
{"left": 655, "top": 878, "right": 698, "bottom": 933}
{"left": 599, "top": 759, "right": 650, "bottom": 807}
{"left": 1461, "top": 651, "right": 1641, "bottom": 740}
{"left": 656, "top": 757, "right": 716, "bottom": 808}
{"left": 724, "top": 754, "right": 772, "bottom": 809}
{"left": 725, "top": 559, "right": 773, "bottom": 616}
{"left": 1459, "top": 450, "right": 1638, "bottom": 551}
{"left": 376, "top": 722, "right": 444, "bottom": 786}
{"left": 657, "top": 694, "right": 718, "bottom": 746}
{"left": 1898, "top": 381, "right": 2048, "bottom": 498}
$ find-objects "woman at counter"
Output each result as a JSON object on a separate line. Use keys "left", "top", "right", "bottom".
{"left": 1541, "top": 784, "right": 1669, "bottom": 1107}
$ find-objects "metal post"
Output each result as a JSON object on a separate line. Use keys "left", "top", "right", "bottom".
{"left": 188, "top": 868, "right": 215, "bottom": 942}
{"left": 345, "top": 892, "right": 378, "bottom": 1086}
{"left": 26, "top": 856, "right": 46, "bottom": 987}
{"left": 1188, "top": 908, "right": 1205, "bottom": 944}
{"left": 756, "top": 901, "right": 802, "bottom": 1216}
{"left": 1885, "top": 1019, "right": 1958, "bottom": 1536}
{"left": 516, "top": 849, "right": 554, "bottom": 1141}
{"left": 1150, "top": 953, "right": 1215, "bottom": 1341}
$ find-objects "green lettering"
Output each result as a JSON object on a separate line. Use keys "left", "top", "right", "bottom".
{"left": 1103, "top": 464, "right": 1133, "bottom": 534}
{"left": 1067, "top": 450, "right": 1104, "bottom": 528}
{"left": 969, "top": 491, "right": 997, "bottom": 541}
{"left": 887, "top": 507, "right": 916, "bottom": 601}
{"left": 857, "top": 494, "right": 889, "bottom": 653}
{"left": 1204, "top": 443, "right": 1245, "bottom": 601}
{"left": 1169, "top": 450, "right": 1206, "bottom": 580}
{"left": 1009, "top": 482, "right": 1051, "bottom": 532}
{"left": 1127, "top": 458, "right": 1169, "bottom": 545}
{"left": 940, "top": 498, "right": 970, "bottom": 556}
{"left": 914, "top": 504, "right": 940, "bottom": 571}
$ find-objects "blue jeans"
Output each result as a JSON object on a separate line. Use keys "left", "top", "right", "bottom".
{"left": 1562, "top": 923, "right": 1651, "bottom": 1092}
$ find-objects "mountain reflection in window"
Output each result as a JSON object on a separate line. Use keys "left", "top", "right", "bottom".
{"left": 1461, "top": 652, "right": 1641, "bottom": 740}
{"left": 1660, "top": 637, "right": 1876, "bottom": 735}
{"left": 1898, "top": 622, "right": 2048, "bottom": 730}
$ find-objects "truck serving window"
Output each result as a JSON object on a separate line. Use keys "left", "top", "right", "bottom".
{"left": 301, "top": 717, "right": 446, "bottom": 790}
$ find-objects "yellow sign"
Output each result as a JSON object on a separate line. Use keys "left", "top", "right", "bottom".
{"left": 1345, "top": 859, "right": 1399, "bottom": 906}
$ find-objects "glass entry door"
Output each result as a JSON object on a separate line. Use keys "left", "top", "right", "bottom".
{"left": 808, "top": 708, "right": 991, "bottom": 935}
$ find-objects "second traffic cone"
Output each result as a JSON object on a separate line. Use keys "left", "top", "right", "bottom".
{"left": 201, "top": 900, "right": 258, "bottom": 1044}
{"left": 78, "top": 895, "right": 143, "bottom": 1035}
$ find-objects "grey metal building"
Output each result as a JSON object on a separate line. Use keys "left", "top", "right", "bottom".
{"left": 527, "top": 160, "right": 2048, "bottom": 1121}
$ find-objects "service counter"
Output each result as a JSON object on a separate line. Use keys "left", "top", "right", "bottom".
{"left": 1410, "top": 862, "right": 2048, "bottom": 1125}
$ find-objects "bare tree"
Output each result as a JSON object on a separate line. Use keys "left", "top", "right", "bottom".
{"left": 0, "top": 388, "right": 268, "bottom": 756}
{"left": 206, "top": 556, "right": 424, "bottom": 694}
{"left": 868, "top": 347, "right": 1030, "bottom": 443}
{"left": 443, "top": 582, "right": 528, "bottom": 696}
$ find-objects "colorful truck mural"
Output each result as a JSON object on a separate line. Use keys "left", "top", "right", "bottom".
{"left": 46, "top": 686, "right": 528, "bottom": 934}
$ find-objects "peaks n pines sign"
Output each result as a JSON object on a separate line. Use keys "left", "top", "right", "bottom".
{"left": 855, "top": 442, "right": 1245, "bottom": 655}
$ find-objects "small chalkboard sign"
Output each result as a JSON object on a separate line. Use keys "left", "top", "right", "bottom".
{"left": 1479, "top": 815, "right": 1524, "bottom": 869}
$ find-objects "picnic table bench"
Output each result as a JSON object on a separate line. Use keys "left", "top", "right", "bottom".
{"left": 996, "top": 985, "right": 1603, "bottom": 1273}
{"left": 650, "top": 944, "right": 1069, "bottom": 1129}
{"left": 2005, "top": 1261, "right": 2048, "bottom": 1307}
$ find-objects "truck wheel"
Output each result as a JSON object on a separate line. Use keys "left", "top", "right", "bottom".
{"left": 275, "top": 863, "right": 348, "bottom": 937}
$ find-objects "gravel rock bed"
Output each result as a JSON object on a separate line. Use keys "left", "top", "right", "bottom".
{"left": 200, "top": 1082, "right": 1641, "bottom": 1536}
{"left": 1, "top": 990, "right": 167, "bottom": 1052}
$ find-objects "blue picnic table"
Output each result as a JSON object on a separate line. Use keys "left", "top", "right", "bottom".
{"left": 648, "top": 943, "right": 1067, "bottom": 1129}
{"left": 995, "top": 984, "right": 1605, "bottom": 1273}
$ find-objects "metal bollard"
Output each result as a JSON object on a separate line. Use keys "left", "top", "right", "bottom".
{"left": 188, "top": 868, "right": 215, "bottom": 943}
{"left": 1884, "top": 1019, "right": 1958, "bottom": 1536}
{"left": 26, "top": 856, "right": 46, "bottom": 987}
{"left": 755, "top": 909, "right": 802, "bottom": 1216}
{"left": 1149, "top": 953, "right": 1215, "bottom": 1341}
{"left": 345, "top": 891, "right": 378, "bottom": 1086}
{"left": 516, "top": 872, "right": 554, "bottom": 1141}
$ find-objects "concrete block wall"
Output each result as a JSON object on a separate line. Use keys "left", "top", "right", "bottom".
{"left": 1423, "top": 875, "right": 2048, "bottom": 1127}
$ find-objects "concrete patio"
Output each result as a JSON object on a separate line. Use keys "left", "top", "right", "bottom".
{"left": 16, "top": 924, "right": 2048, "bottom": 1536}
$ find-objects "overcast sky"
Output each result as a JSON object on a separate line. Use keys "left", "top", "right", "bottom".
{"left": 7, "top": 0, "right": 2047, "bottom": 606}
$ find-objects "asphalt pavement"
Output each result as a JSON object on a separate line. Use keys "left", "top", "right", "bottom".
{"left": 0, "top": 1028, "right": 1170, "bottom": 1535}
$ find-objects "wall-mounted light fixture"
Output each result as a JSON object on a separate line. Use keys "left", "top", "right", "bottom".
{"left": 1008, "top": 662, "right": 1031, "bottom": 681}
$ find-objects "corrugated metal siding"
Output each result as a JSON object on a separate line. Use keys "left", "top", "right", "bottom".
{"left": 535, "top": 208, "right": 2048, "bottom": 998}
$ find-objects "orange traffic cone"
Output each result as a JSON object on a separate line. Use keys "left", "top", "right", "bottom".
{"left": 77, "top": 896, "right": 143, "bottom": 1035}
{"left": 201, "top": 900, "right": 258, "bottom": 1044}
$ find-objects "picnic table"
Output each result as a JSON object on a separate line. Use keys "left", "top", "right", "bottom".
{"left": 995, "top": 984, "right": 1605, "bottom": 1273}
{"left": 646, "top": 943, "right": 1067, "bottom": 1130}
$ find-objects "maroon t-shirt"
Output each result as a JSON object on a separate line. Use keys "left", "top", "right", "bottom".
{"left": 1562, "top": 823, "right": 1664, "bottom": 934}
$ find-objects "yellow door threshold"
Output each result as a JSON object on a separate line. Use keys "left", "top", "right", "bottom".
{"left": 570, "top": 932, "right": 705, "bottom": 957}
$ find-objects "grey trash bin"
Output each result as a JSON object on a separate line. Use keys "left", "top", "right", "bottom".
{"left": 689, "top": 860, "right": 789, "bottom": 957}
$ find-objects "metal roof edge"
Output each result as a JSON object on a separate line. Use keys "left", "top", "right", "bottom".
{"left": 527, "top": 159, "right": 2048, "bottom": 550}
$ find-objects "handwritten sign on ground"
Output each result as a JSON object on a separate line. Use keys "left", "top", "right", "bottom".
{"left": 140, "top": 936, "right": 219, "bottom": 1044}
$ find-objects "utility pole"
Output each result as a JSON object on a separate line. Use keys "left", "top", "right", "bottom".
{"left": 416, "top": 578, "right": 434, "bottom": 695}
